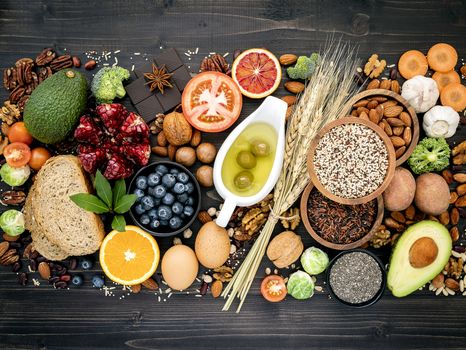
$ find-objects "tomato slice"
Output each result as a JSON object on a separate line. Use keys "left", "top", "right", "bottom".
{"left": 4, "top": 142, "right": 31, "bottom": 167}
{"left": 181, "top": 71, "right": 242, "bottom": 132}
{"left": 260, "top": 275, "right": 287, "bottom": 302}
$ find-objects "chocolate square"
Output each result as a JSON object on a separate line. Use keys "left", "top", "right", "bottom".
{"left": 136, "top": 95, "right": 164, "bottom": 123}
{"left": 133, "top": 61, "right": 156, "bottom": 79}
{"left": 125, "top": 77, "right": 153, "bottom": 105}
{"left": 155, "top": 86, "right": 181, "bottom": 111}
{"left": 171, "top": 65, "right": 192, "bottom": 91}
{"left": 154, "top": 48, "right": 183, "bottom": 72}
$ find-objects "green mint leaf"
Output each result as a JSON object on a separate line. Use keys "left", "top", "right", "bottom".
{"left": 114, "top": 194, "right": 137, "bottom": 214}
{"left": 113, "top": 179, "right": 126, "bottom": 209}
{"left": 69, "top": 193, "right": 110, "bottom": 214}
{"left": 95, "top": 170, "right": 113, "bottom": 208}
{"left": 112, "top": 215, "right": 126, "bottom": 232}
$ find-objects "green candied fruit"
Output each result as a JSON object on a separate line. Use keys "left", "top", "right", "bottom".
{"left": 234, "top": 171, "right": 254, "bottom": 191}
{"left": 250, "top": 139, "right": 270, "bottom": 157}
{"left": 236, "top": 150, "right": 257, "bottom": 169}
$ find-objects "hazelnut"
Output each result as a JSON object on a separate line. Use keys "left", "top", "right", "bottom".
{"left": 175, "top": 147, "right": 196, "bottom": 166}
{"left": 196, "top": 165, "right": 213, "bottom": 187}
{"left": 196, "top": 142, "right": 217, "bottom": 164}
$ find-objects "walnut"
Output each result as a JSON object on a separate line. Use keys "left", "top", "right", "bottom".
{"left": 363, "top": 54, "right": 386, "bottom": 78}
{"left": 444, "top": 257, "right": 463, "bottom": 279}
{"left": 213, "top": 265, "right": 233, "bottom": 282}
{"left": 149, "top": 113, "right": 165, "bottom": 135}
{"left": 369, "top": 225, "right": 392, "bottom": 248}
{"left": 0, "top": 101, "right": 21, "bottom": 125}
{"left": 280, "top": 207, "right": 300, "bottom": 230}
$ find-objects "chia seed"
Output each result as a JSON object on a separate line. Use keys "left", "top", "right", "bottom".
{"left": 313, "top": 123, "right": 389, "bottom": 198}
{"left": 329, "top": 251, "right": 382, "bottom": 304}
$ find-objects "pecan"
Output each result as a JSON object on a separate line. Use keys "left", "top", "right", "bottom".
{"left": 200, "top": 54, "right": 231, "bottom": 75}
{"left": 15, "top": 58, "right": 33, "bottom": 86}
{"left": 16, "top": 95, "right": 30, "bottom": 112}
{"left": 35, "top": 48, "right": 56, "bottom": 66}
{"left": 50, "top": 55, "right": 73, "bottom": 72}
{"left": 8, "top": 86, "right": 26, "bottom": 104}
{"left": 38, "top": 66, "right": 53, "bottom": 83}
{"left": 0, "top": 191, "right": 26, "bottom": 205}
{"left": 0, "top": 248, "right": 18, "bottom": 265}
{"left": 3, "top": 67, "right": 17, "bottom": 90}
{"left": 213, "top": 265, "right": 233, "bottom": 282}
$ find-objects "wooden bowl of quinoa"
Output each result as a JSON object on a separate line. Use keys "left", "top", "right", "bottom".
{"left": 307, "top": 117, "right": 396, "bottom": 205}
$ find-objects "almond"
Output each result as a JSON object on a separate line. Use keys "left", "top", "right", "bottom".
{"left": 381, "top": 100, "right": 398, "bottom": 108}
{"left": 131, "top": 284, "right": 142, "bottom": 294}
{"left": 445, "top": 278, "right": 460, "bottom": 291}
{"left": 432, "top": 274, "right": 445, "bottom": 289}
{"left": 198, "top": 211, "right": 213, "bottom": 224}
{"left": 211, "top": 280, "right": 223, "bottom": 298}
{"left": 23, "top": 243, "right": 33, "bottom": 259}
{"left": 367, "top": 79, "right": 380, "bottom": 89}
{"left": 281, "top": 95, "right": 297, "bottom": 106}
{"left": 279, "top": 54, "right": 297, "bottom": 66}
{"left": 390, "top": 80, "right": 400, "bottom": 94}
{"left": 451, "top": 207, "right": 459, "bottom": 225}
{"left": 378, "top": 121, "right": 385, "bottom": 131}
{"left": 390, "top": 136, "right": 405, "bottom": 147}
{"left": 0, "top": 241, "right": 9, "bottom": 258}
{"left": 403, "top": 127, "right": 412, "bottom": 145}
{"left": 455, "top": 195, "right": 466, "bottom": 207}
{"left": 442, "top": 169, "right": 453, "bottom": 184}
{"left": 284, "top": 81, "right": 305, "bottom": 94}
{"left": 152, "top": 146, "right": 168, "bottom": 157}
{"left": 392, "top": 126, "right": 404, "bottom": 136}
{"left": 285, "top": 106, "right": 293, "bottom": 121}
{"left": 450, "top": 226, "right": 459, "bottom": 241}
{"left": 369, "top": 109, "right": 380, "bottom": 124}
{"left": 367, "top": 100, "right": 378, "bottom": 109}
{"left": 379, "top": 79, "right": 391, "bottom": 90}
{"left": 370, "top": 96, "right": 387, "bottom": 102}
{"left": 375, "top": 104, "right": 384, "bottom": 119}
{"left": 353, "top": 99, "right": 369, "bottom": 108}
{"left": 384, "top": 121, "right": 393, "bottom": 136}
{"left": 384, "top": 217, "right": 404, "bottom": 230}
{"left": 453, "top": 173, "right": 466, "bottom": 183}
{"left": 399, "top": 111, "right": 412, "bottom": 127}
{"left": 38, "top": 262, "right": 51, "bottom": 280}
{"left": 456, "top": 183, "right": 466, "bottom": 196}
{"left": 356, "top": 106, "right": 369, "bottom": 115}
{"left": 428, "top": 215, "right": 439, "bottom": 222}
{"left": 405, "top": 205, "right": 416, "bottom": 220}
{"left": 439, "top": 211, "right": 450, "bottom": 225}
{"left": 461, "top": 65, "right": 466, "bottom": 77}
{"left": 190, "top": 129, "right": 202, "bottom": 147}
{"left": 168, "top": 144, "right": 177, "bottom": 161}
{"left": 390, "top": 211, "right": 406, "bottom": 223}
{"left": 351, "top": 109, "right": 359, "bottom": 117}
{"left": 450, "top": 191, "right": 459, "bottom": 204}
{"left": 142, "top": 277, "right": 159, "bottom": 290}
{"left": 359, "top": 111, "right": 369, "bottom": 120}
{"left": 395, "top": 146, "right": 406, "bottom": 158}
{"left": 384, "top": 106, "right": 404, "bottom": 118}
{"left": 157, "top": 131, "right": 168, "bottom": 147}
{"left": 386, "top": 117, "right": 405, "bottom": 127}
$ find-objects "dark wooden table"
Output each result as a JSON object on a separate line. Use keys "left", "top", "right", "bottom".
{"left": 1, "top": 1, "right": 466, "bottom": 349}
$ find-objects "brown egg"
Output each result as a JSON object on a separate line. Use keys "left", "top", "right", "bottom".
{"left": 161, "top": 245, "right": 199, "bottom": 290}
{"left": 195, "top": 221, "right": 230, "bottom": 269}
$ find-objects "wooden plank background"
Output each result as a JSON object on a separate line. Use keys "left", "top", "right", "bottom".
{"left": 0, "top": 1, "right": 465, "bottom": 349}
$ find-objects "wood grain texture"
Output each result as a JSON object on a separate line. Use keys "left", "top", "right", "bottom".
{"left": 0, "top": 0, "right": 465, "bottom": 349}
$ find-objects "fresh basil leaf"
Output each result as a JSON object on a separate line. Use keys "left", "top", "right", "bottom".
{"left": 113, "top": 179, "right": 126, "bottom": 209}
{"left": 70, "top": 193, "right": 110, "bottom": 214}
{"left": 114, "top": 194, "right": 137, "bottom": 214}
{"left": 112, "top": 215, "right": 126, "bottom": 232}
{"left": 95, "top": 170, "right": 113, "bottom": 208}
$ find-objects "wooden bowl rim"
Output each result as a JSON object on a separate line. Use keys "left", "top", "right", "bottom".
{"left": 299, "top": 182, "right": 384, "bottom": 251}
{"left": 307, "top": 116, "right": 396, "bottom": 205}
{"left": 342, "top": 89, "right": 420, "bottom": 166}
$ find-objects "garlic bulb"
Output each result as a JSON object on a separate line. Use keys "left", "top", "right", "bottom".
{"left": 401, "top": 75, "right": 439, "bottom": 113}
{"left": 423, "top": 105, "right": 460, "bottom": 138}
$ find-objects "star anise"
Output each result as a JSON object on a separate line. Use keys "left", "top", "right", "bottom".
{"left": 144, "top": 64, "right": 173, "bottom": 94}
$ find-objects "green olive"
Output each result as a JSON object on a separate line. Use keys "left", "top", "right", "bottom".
{"left": 250, "top": 139, "right": 270, "bottom": 157}
{"left": 234, "top": 171, "right": 254, "bottom": 191}
{"left": 236, "top": 150, "right": 257, "bottom": 169}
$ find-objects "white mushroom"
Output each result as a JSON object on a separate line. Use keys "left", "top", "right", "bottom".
{"left": 401, "top": 75, "right": 439, "bottom": 113}
{"left": 423, "top": 105, "right": 460, "bottom": 138}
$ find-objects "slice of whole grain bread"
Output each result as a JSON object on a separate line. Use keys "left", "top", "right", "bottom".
{"left": 32, "top": 155, "right": 105, "bottom": 256}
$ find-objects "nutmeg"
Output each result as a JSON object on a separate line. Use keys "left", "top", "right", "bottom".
{"left": 196, "top": 142, "right": 217, "bottom": 164}
{"left": 163, "top": 110, "right": 192, "bottom": 146}
{"left": 175, "top": 147, "right": 196, "bottom": 166}
{"left": 196, "top": 165, "right": 213, "bottom": 187}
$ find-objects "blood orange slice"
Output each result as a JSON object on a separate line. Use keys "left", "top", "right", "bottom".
{"left": 231, "top": 48, "right": 281, "bottom": 99}
{"left": 182, "top": 71, "right": 242, "bottom": 132}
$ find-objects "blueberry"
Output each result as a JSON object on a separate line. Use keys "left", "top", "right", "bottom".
{"left": 177, "top": 172, "right": 189, "bottom": 183}
{"left": 133, "top": 188, "right": 145, "bottom": 201}
{"left": 185, "top": 196, "right": 194, "bottom": 206}
{"left": 155, "top": 164, "right": 169, "bottom": 176}
{"left": 184, "top": 182, "right": 195, "bottom": 194}
{"left": 169, "top": 216, "right": 183, "bottom": 230}
{"left": 177, "top": 193, "right": 188, "bottom": 204}
{"left": 153, "top": 185, "right": 167, "bottom": 199}
{"left": 140, "top": 214, "right": 150, "bottom": 225}
{"left": 170, "top": 168, "right": 179, "bottom": 175}
{"left": 154, "top": 198, "right": 161, "bottom": 206}
{"left": 172, "top": 202, "right": 184, "bottom": 215}
{"left": 157, "top": 205, "right": 173, "bottom": 220}
{"left": 134, "top": 203, "right": 146, "bottom": 215}
{"left": 71, "top": 274, "right": 83, "bottom": 286}
{"left": 160, "top": 220, "right": 169, "bottom": 226}
{"left": 162, "top": 174, "right": 177, "bottom": 188}
{"left": 183, "top": 205, "right": 194, "bottom": 217}
{"left": 162, "top": 192, "right": 175, "bottom": 205}
{"left": 147, "top": 209, "right": 158, "bottom": 220}
{"left": 173, "top": 183, "right": 185, "bottom": 194}
{"left": 135, "top": 176, "right": 148, "bottom": 190}
{"left": 147, "top": 173, "right": 161, "bottom": 186}
{"left": 141, "top": 196, "right": 155, "bottom": 210}
{"left": 92, "top": 275, "right": 105, "bottom": 288}
{"left": 79, "top": 258, "right": 93, "bottom": 270}
{"left": 150, "top": 219, "right": 160, "bottom": 229}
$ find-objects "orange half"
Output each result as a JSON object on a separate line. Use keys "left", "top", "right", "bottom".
{"left": 99, "top": 226, "right": 160, "bottom": 285}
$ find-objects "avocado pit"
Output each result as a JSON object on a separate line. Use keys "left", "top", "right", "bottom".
{"left": 409, "top": 237, "right": 438, "bottom": 268}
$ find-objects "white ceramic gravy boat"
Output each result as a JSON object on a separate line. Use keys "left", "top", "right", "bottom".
{"left": 213, "top": 96, "right": 287, "bottom": 227}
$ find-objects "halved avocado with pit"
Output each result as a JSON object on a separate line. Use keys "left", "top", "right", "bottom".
{"left": 387, "top": 220, "right": 452, "bottom": 297}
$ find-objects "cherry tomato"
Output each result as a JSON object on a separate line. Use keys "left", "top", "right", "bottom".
{"left": 4, "top": 142, "right": 31, "bottom": 167}
{"left": 7, "top": 122, "right": 33, "bottom": 145}
{"left": 260, "top": 275, "right": 287, "bottom": 302}
{"left": 28, "top": 147, "right": 52, "bottom": 171}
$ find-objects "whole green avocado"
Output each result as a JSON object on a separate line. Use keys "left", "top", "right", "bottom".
{"left": 23, "top": 69, "right": 88, "bottom": 144}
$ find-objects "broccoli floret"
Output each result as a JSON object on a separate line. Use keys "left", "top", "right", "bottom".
{"left": 286, "top": 53, "right": 320, "bottom": 80}
{"left": 408, "top": 137, "right": 451, "bottom": 174}
{"left": 91, "top": 66, "right": 130, "bottom": 104}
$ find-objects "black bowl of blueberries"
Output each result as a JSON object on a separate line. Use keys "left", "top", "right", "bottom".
{"left": 128, "top": 161, "right": 201, "bottom": 237}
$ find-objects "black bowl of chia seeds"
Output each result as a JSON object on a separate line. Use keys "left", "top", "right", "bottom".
{"left": 326, "top": 249, "right": 386, "bottom": 308}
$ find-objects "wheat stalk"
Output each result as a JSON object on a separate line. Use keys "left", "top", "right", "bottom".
{"left": 221, "top": 39, "right": 360, "bottom": 312}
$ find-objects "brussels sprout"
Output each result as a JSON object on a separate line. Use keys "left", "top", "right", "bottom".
{"left": 301, "top": 247, "right": 329, "bottom": 275}
{"left": 287, "top": 270, "right": 314, "bottom": 300}
{"left": 0, "top": 209, "right": 25, "bottom": 236}
{"left": 0, "top": 164, "right": 31, "bottom": 187}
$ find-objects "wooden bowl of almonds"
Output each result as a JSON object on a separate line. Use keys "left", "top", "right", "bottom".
{"left": 344, "top": 88, "right": 419, "bottom": 166}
